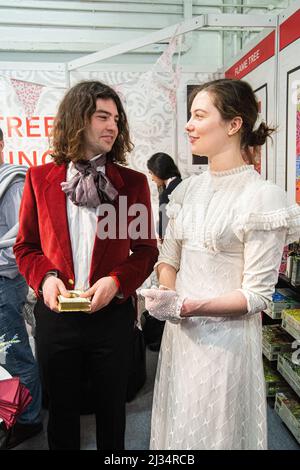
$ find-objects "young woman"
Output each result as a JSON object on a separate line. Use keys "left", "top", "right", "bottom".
{"left": 142, "top": 78, "right": 300, "bottom": 450}
{"left": 147, "top": 152, "right": 182, "bottom": 241}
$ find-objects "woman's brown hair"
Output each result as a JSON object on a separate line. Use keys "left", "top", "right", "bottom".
{"left": 51, "top": 80, "right": 134, "bottom": 165}
{"left": 189, "top": 78, "right": 275, "bottom": 164}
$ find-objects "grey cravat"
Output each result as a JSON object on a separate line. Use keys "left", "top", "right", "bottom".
{"left": 61, "top": 155, "right": 118, "bottom": 208}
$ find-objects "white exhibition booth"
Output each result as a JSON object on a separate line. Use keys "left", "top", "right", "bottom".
{"left": 0, "top": 2, "right": 299, "bottom": 206}
{"left": 223, "top": 1, "right": 300, "bottom": 206}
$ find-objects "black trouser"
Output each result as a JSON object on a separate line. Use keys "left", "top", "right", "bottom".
{"left": 34, "top": 298, "right": 136, "bottom": 450}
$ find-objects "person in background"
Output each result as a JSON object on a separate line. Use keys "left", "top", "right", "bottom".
{"left": 14, "top": 81, "right": 158, "bottom": 450}
{"left": 0, "top": 127, "right": 42, "bottom": 449}
{"left": 142, "top": 78, "right": 300, "bottom": 450}
{"left": 147, "top": 152, "right": 182, "bottom": 242}
{"left": 144, "top": 153, "right": 182, "bottom": 352}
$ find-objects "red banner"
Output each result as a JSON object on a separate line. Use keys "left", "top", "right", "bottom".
{"left": 280, "top": 8, "right": 300, "bottom": 50}
{"left": 225, "top": 31, "right": 275, "bottom": 79}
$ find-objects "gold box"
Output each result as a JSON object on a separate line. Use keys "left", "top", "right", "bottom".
{"left": 58, "top": 290, "right": 91, "bottom": 312}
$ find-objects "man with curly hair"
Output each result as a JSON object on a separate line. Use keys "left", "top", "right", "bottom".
{"left": 14, "top": 81, "right": 158, "bottom": 450}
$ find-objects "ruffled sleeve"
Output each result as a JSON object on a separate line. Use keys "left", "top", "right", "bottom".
{"left": 165, "top": 177, "right": 192, "bottom": 220}
{"left": 232, "top": 182, "right": 300, "bottom": 245}
{"left": 232, "top": 182, "right": 300, "bottom": 316}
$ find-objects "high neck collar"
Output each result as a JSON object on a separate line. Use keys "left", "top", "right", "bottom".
{"left": 209, "top": 164, "right": 254, "bottom": 177}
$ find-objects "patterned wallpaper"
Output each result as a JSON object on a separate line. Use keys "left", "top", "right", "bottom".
{"left": 0, "top": 65, "right": 213, "bottom": 213}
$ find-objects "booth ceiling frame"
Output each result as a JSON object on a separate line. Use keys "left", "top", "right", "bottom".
{"left": 67, "top": 13, "right": 277, "bottom": 71}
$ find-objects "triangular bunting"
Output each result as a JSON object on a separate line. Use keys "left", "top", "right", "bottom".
{"left": 10, "top": 79, "right": 44, "bottom": 118}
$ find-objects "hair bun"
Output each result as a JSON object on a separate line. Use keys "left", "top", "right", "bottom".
{"left": 247, "top": 122, "right": 274, "bottom": 146}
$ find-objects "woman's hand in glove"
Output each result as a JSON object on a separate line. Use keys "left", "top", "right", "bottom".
{"left": 140, "top": 287, "right": 185, "bottom": 323}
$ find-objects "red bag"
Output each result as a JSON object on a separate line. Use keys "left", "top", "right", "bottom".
{"left": 0, "top": 377, "right": 32, "bottom": 429}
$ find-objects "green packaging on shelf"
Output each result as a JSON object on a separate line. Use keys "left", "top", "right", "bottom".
{"left": 267, "top": 383, "right": 290, "bottom": 397}
{"left": 263, "top": 359, "right": 290, "bottom": 397}
{"left": 275, "top": 391, "right": 300, "bottom": 444}
{"left": 262, "top": 325, "right": 294, "bottom": 361}
{"left": 277, "top": 353, "right": 300, "bottom": 398}
{"left": 263, "top": 289, "right": 300, "bottom": 319}
{"left": 282, "top": 309, "right": 300, "bottom": 335}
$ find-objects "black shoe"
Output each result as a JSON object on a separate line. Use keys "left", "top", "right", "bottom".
{"left": 0, "top": 422, "right": 9, "bottom": 450}
{"left": 6, "top": 422, "right": 43, "bottom": 449}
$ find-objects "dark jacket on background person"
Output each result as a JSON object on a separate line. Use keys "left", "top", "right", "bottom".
{"left": 159, "top": 176, "right": 182, "bottom": 240}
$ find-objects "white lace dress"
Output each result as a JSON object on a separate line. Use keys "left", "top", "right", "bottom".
{"left": 150, "top": 165, "right": 300, "bottom": 450}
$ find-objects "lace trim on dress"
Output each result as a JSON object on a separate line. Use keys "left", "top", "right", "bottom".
{"left": 209, "top": 165, "right": 254, "bottom": 177}
{"left": 233, "top": 204, "right": 300, "bottom": 244}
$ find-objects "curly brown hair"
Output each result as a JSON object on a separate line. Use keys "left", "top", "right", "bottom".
{"left": 51, "top": 81, "right": 134, "bottom": 165}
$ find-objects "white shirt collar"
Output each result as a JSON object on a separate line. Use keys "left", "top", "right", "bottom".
{"left": 165, "top": 176, "right": 177, "bottom": 188}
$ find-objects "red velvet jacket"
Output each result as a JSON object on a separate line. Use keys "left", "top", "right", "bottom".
{"left": 14, "top": 161, "right": 158, "bottom": 299}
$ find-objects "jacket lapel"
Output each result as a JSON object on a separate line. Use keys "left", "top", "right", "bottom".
{"left": 44, "top": 164, "right": 74, "bottom": 276}
{"left": 105, "top": 162, "right": 125, "bottom": 192}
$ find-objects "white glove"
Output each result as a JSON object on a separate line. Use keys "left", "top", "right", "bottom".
{"left": 140, "top": 287, "right": 185, "bottom": 324}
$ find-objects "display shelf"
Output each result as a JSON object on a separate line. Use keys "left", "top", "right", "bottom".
{"left": 277, "top": 353, "right": 300, "bottom": 398}
{"left": 263, "top": 286, "right": 300, "bottom": 320}
{"left": 270, "top": 246, "right": 300, "bottom": 442}
{"left": 278, "top": 274, "right": 300, "bottom": 293}
{"left": 275, "top": 391, "right": 300, "bottom": 444}
{"left": 281, "top": 310, "right": 300, "bottom": 341}
{"left": 264, "top": 308, "right": 284, "bottom": 320}
{"left": 282, "top": 320, "right": 300, "bottom": 341}
{"left": 262, "top": 325, "right": 295, "bottom": 361}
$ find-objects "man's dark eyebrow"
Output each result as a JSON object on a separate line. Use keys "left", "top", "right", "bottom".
{"left": 94, "top": 109, "right": 119, "bottom": 118}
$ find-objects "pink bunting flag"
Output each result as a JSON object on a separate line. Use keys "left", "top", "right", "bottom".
{"left": 10, "top": 78, "right": 44, "bottom": 118}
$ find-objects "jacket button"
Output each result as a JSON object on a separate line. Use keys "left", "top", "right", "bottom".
{"left": 68, "top": 279, "right": 74, "bottom": 285}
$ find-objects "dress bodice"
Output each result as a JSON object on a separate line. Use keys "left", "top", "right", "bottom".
{"left": 161, "top": 165, "right": 300, "bottom": 300}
